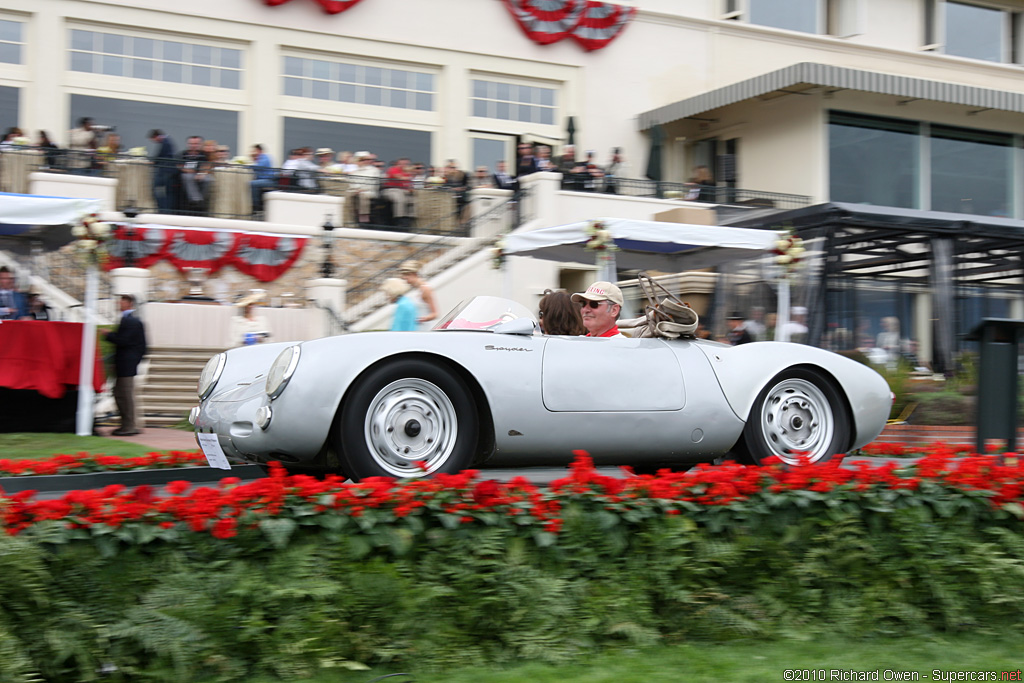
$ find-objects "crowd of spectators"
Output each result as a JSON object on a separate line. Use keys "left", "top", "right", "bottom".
{"left": 3, "top": 118, "right": 727, "bottom": 225}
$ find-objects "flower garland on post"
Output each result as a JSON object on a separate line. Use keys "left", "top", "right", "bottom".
{"left": 773, "top": 227, "right": 806, "bottom": 277}
{"left": 70, "top": 213, "right": 114, "bottom": 267}
{"left": 772, "top": 226, "right": 806, "bottom": 343}
{"left": 70, "top": 212, "right": 114, "bottom": 436}
{"left": 489, "top": 238, "right": 507, "bottom": 270}
{"left": 584, "top": 220, "right": 618, "bottom": 257}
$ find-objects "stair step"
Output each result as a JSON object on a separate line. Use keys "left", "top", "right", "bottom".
{"left": 142, "top": 403, "right": 194, "bottom": 414}
{"left": 141, "top": 394, "right": 198, "bottom": 402}
{"left": 144, "top": 383, "right": 199, "bottom": 392}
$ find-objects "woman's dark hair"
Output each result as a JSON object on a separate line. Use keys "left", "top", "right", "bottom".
{"left": 538, "top": 289, "right": 585, "bottom": 336}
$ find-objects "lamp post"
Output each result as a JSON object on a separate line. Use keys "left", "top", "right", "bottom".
{"left": 320, "top": 214, "right": 336, "bottom": 278}
{"left": 122, "top": 204, "right": 139, "bottom": 268}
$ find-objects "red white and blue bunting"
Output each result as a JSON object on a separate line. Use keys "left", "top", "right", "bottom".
{"left": 501, "top": 0, "right": 636, "bottom": 51}
{"left": 261, "top": 0, "right": 635, "bottom": 51}
{"left": 105, "top": 225, "right": 308, "bottom": 283}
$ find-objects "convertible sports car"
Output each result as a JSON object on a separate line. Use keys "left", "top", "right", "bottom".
{"left": 190, "top": 295, "right": 892, "bottom": 480}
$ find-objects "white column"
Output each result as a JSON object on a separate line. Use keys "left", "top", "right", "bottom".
{"left": 517, "top": 172, "right": 562, "bottom": 227}
{"left": 75, "top": 265, "right": 99, "bottom": 436}
{"left": 110, "top": 267, "right": 151, "bottom": 306}
{"left": 468, "top": 188, "right": 514, "bottom": 239}
{"left": 776, "top": 277, "right": 791, "bottom": 343}
{"left": 307, "top": 277, "right": 347, "bottom": 337}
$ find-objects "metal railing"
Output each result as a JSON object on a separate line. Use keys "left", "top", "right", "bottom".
{"left": 562, "top": 174, "right": 812, "bottom": 211}
{"left": 342, "top": 188, "right": 527, "bottom": 327}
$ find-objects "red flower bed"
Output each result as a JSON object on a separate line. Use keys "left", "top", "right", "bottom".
{"left": 0, "top": 451, "right": 206, "bottom": 477}
{"left": 2, "top": 446, "right": 1024, "bottom": 541}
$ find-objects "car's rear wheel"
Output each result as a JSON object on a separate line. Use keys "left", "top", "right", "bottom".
{"left": 338, "top": 359, "right": 478, "bottom": 480}
{"left": 735, "top": 367, "right": 850, "bottom": 466}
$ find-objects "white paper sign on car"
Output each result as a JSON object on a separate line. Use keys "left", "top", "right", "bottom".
{"left": 196, "top": 433, "right": 232, "bottom": 470}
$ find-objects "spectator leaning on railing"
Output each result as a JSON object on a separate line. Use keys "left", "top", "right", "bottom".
{"left": 349, "top": 151, "right": 382, "bottom": 224}
{"left": 249, "top": 143, "right": 276, "bottom": 213}
{"left": 148, "top": 129, "right": 177, "bottom": 212}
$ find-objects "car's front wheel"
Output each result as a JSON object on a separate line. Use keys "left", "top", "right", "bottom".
{"left": 338, "top": 359, "right": 478, "bottom": 480}
{"left": 735, "top": 367, "right": 850, "bottom": 466}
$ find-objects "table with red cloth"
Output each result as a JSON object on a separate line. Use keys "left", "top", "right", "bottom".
{"left": 0, "top": 321, "right": 106, "bottom": 432}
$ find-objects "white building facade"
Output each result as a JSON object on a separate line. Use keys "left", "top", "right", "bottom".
{"left": 5, "top": 0, "right": 1024, "bottom": 366}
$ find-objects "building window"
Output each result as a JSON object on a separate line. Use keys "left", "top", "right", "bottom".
{"left": 829, "top": 112, "right": 920, "bottom": 210}
{"left": 68, "top": 29, "right": 243, "bottom": 89}
{"left": 470, "top": 79, "right": 556, "bottom": 125}
{"left": 282, "top": 56, "right": 434, "bottom": 111}
{"left": 829, "top": 111, "right": 1017, "bottom": 219}
{"left": 930, "top": 125, "right": 1013, "bottom": 217}
{"left": 748, "top": 0, "right": 823, "bottom": 34}
{"left": 0, "top": 19, "right": 23, "bottom": 65}
{"left": 943, "top": 1, "right": 1010, "bottom": 62}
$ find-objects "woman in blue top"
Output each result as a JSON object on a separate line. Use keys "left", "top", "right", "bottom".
{"left": 383, "top": 278, "right": 417, "bottom": 331}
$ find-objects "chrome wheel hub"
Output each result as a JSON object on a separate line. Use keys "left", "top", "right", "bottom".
{"left": 364, "top": 378, "right": 458, "bottom": 477}
{"left": 758, "top": 378, "right": 834, "bottom": 465}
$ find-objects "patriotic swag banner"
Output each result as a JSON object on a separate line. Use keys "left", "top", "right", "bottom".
{"left": 502, "top": 0, "right": 636, "bottom": 51}
{"left": 105, "top": 226, "right": 308, "bottom": 283}
{"left": 262, "top": 0, "right": 634, "bottom": 50}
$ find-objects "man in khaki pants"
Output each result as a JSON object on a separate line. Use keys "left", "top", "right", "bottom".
{"left": 105, "top": 294, "right": 148, "bottom": 435}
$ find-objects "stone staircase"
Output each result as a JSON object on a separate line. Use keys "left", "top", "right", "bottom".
{"left": 141, "top": 346, "right": 222, "bottom": 428}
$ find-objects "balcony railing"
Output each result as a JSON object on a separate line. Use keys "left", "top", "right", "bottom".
{"left": 1, "top": 146, "right": 812, "bottom": 227}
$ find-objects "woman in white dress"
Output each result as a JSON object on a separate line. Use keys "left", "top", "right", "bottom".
{"left": 231, "top": 294, "right": 271, "bottom": 346}
{"left": 399, "top": 260, "right": 439, "bottom": 329}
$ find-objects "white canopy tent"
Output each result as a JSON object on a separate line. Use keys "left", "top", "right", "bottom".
{"left": 502, "top": 217, "right": 781, "bottom": 281}
{"left": 501, "top": 217, "right": 794, "bottom": 339}
{"left": 0, "top": 192, "right": 106, "bottom": 435}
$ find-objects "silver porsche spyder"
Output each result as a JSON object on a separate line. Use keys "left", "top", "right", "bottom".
{"left": 190, "top": 295, "right": 892, "bottom": 480}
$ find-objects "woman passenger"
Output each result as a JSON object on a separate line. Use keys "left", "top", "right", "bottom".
{"left": 538, "top": 289, "right": 585, "bottom": 336}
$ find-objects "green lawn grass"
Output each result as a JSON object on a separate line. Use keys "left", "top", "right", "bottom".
{"left": 209, "top": 633, "right": 1024, "bottom": 683}
{"left": 0, "top": 433, "right": 162, "bottom": 460}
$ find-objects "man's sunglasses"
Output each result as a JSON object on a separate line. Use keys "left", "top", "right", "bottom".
{"left": 579, "top": 300, "right": 610, "bottom": 309}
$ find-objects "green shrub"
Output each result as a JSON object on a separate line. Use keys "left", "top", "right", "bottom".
{"left": 3, "top": 457, "right": 1024, "bottom": 680}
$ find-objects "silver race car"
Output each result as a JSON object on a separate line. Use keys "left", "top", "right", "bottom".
{"left": 191, "top": 295, "right": 891, "bottom": 479}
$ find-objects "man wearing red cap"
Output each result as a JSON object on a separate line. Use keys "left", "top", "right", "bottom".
{"left": 571, "top": 281, "right": 624, "bottom": 337}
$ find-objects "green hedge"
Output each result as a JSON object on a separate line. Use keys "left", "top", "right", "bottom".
{"left": 2, "top": 455, "right": 1024, "bottom": 681}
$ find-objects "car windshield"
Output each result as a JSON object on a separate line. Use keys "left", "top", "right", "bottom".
{"left": 433, "top": 296, "right": 536, "bottom": 331}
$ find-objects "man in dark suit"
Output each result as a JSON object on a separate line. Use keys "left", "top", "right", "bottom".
{"left": 0, "top": 267, "right": 27, "bottom": 320}
{"left": 148, "top": 129, "right": 178, "bottom": 213}
{"left": 514, "top": 142, "right": 538, "bottom": 178}
{"left": 105, "top": 294, "right": 147, "bottom": 435}
{"left": 493, "top": 160, "right": 515, "bottom": 190}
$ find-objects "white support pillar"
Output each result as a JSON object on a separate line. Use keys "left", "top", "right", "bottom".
{"left": 517, "top": 172, "right": 562, "bottom": 227}
{"left": 307, "top": 277, "right": 347, "bottom": 337}
{"left": 110, "top": 267, "right": 151, "bottom": 306}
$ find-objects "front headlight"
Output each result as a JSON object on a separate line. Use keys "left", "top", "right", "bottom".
{"left": 197, "top": 353, "right": 226, "bottom": 400}
{"left": 266, "top": 345, "right": 301, "bottom": 399}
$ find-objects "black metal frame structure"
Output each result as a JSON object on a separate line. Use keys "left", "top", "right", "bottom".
{"left": 725, "top": 202, "right": 1024, "bottom": 374}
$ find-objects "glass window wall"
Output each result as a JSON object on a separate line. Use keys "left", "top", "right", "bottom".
{"left": 944, "top": 1, "right": 1007, "bottom": 62}
{"left": 828, "top": 112, "right": 920, "bottom": 210}
{"left": 282, "top": 56, "right": 434, "bottom": 111}
{"left": 68, "top": 29, "right": 242, "bottom": 90}
{"left": 748, "top": 0, "right": 821, "bottom": 34}
{"left": 930, "top": 125, "right": 1013, "bottom": 217}
{"left": 0, "top": 19, "right": 23, "bottom": 65}
{"left": 470, "top": 79, "right": 557, "bottom": 125}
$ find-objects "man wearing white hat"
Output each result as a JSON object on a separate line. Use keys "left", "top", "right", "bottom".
{"left": 779, "top": 305, "right": 809, "bottom": 343}
{"left": 571, "top": 281, "right": 624, "bottom": 338}
{"left": 349, "top": 151, "right": 381, "bottom": 223}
